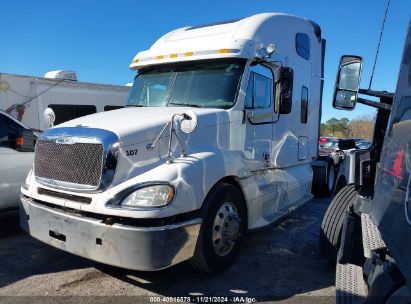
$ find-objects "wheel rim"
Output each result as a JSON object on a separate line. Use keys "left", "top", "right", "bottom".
{"left": 212, "top": 202, "right": 240, "bottom": 256}
{"left": 328, "top": 167, "right": 335, "bottom": 191}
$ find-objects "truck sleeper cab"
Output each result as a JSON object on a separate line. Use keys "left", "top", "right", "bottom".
{"left": 21, "top": 13, "right": 326, "bottom": 273}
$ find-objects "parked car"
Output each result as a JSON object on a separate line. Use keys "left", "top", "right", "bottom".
{"left": 319, "top": 136, "right": 337, "bottom": 146}
{"left": 319, "top": 138, "right": 339, "bottom": 155}
{"left": 355, "top": 139, "right": 372, "bottom": 149}
{"left": 319, "top": 136, "right": 330, "bottom": 145}
{"left": 0, "top": 110, "right": 36, "bottom": 213}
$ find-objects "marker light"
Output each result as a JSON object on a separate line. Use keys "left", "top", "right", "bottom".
{"left": 265, "top": 44, "right": 276, "bottom": 56}
{"left": 130, "top": 49, "right": 240, "bottom": 66}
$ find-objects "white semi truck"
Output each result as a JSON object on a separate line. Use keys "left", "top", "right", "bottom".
{"left": 20, "top": 13, "right": 331, "bottom": 273}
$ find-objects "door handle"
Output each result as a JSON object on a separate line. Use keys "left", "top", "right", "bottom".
{"left": 263, "top": 153, "right": 271, "bottom": 167}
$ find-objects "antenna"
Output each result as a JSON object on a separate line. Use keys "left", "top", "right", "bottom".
{"left": 368, "top": 0, "right": 391, "bottom": 90}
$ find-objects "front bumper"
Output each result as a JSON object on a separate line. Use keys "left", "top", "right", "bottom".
{"left": 20, "top": 195, "right": 201, "bottom": 271}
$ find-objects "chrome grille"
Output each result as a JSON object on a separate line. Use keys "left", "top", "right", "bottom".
{"left": 34, "top": 139, "right": 104, "bottom": 187}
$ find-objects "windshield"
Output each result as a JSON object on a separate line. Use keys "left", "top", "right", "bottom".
{"left": 127, "top": 60, "right": 245, "bottom": 109}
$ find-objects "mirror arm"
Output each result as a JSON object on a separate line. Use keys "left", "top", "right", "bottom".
{"left": 147, "top": 113, "right": 188, "bottom": 164}
{"left": 357, "top": 97, "right": 392, "bottom": 111}
{"left": 147, "top": 121, "right": 170, "bottom": 151}
{"left": 358, "top": 89, "right": 394, "bottom": 99}
{"left": 251, "top": 58, "right": 268, "bottom": 66}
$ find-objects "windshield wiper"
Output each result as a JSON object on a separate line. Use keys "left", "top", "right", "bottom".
{"left": 168, "top": 102, "right": 203, "bottom": 108}
{"left": 126, "top": 104, "right": 145, "bottom": 107}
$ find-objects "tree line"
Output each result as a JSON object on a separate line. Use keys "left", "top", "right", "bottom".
{"left": 320, "top": 115, "right": 374, "bottom": 139}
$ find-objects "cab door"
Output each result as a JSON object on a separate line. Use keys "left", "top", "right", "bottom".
{"left": 242, "top": 64, "right": 277, "bottom": 171}
{"left": 242, "top": 64, "right": 287, "bottom": 221}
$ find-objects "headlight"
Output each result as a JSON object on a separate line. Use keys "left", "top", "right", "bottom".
{"left": 120, "top": 184, "right": 175, "bottom": 208}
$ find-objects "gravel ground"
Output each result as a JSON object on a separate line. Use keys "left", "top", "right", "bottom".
{"left": 0, "top": 198, "right": 335, "bottom": 303}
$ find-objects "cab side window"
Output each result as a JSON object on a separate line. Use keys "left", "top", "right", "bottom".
{"left": 301, "top": 86, "right": 309, "bottom": 123}
{"left": 0, "top": 114, "right": 20, "bottom": 148}
{"left": 245, "top": 68, "right": 272, "bottom": 109}
{"left": 244, "top": 73, "right": 254, "bottom": 109}
{"left": 254, "top": 73, "right": 271, "bottom": 109}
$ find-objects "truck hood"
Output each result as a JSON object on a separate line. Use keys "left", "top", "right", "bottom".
{"left": 57, "top": 106, "right": 229, "bottom": 146}
{"left": 49, "top": 107, "right": 233, "bottom": 187}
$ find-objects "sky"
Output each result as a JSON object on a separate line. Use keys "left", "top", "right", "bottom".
{"left": 0, "top": 0, "right": 409, "bottom": 122}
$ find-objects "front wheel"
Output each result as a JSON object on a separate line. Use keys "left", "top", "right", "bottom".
{"left": 319, "top": 185, "right": 358, "bottom": 263}
{"left": 189, "top": 182, "right": 247, "bottom": 274}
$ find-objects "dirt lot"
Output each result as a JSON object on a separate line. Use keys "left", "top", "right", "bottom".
{"left": 0, "top": 198, "right": 335, "bottom": 304}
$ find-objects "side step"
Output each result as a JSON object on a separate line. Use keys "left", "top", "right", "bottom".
{"left": 336, "top": 213, "right": 386, "bottom": 303}
{"left": 361, "top": 213, "right": 385, "bottom": 258}
{"left": 336, "top": 263, "right": 367, "bottom": 304}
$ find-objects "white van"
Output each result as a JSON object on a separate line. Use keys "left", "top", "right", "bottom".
{"left": 0, "top": 71, "right": 130, "bottom": 131}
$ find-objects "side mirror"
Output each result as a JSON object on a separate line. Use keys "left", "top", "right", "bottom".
{"left": 9, "top": 129, "right": 37, "bottom": 152}
{"left": 333, "top": 55, "right": 363, "bottom": 110}
{"left": 276, "top": 67, "right": 293, "bottom": 114}
{"left": 43, "top": 108, "right": 56, "bottom": 129}
{"left": 180, "top": 110, "right": 198, "bottom": 134}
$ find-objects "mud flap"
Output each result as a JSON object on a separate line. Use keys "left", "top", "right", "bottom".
{"left": 337, "top": 207, "right": 364, "bottom": 266}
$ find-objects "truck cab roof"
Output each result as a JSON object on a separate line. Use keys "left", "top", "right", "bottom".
{"left": 130, "top": 13, "right": 321, "bottom": 69}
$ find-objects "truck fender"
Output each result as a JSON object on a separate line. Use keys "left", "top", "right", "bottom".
{"left": 102, "top": 149, "right": 255, "bottom": 220}
{"left": 168, "top": 150, "right": 253, "bottom": 212}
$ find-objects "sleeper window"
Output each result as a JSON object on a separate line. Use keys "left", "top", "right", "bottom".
{"left": 301, "top": 86, "right": 308, "bottom": 124}
{"left": 296, "top": 33, "right": 310, "bottom": 60}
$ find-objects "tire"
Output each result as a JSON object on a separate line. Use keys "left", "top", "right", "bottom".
{"left": 319, "top": 185, "right": 358, "bottom": 263}
{"left": 189, "top": 182, "right": 247, "bottom": 274}
{"left": 312, "top": 159, "right": 336, "bottom": 198}
{"left": 334, "top": 177, "right": 347, "bottom": 195}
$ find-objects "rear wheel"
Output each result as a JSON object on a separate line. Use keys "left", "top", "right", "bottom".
{"left": 189, "top": 182, "right": 247, "bottom": 274}
{"left": 319, "top": 185, "right": 358, "bottom": 263}
{"left": 327, "top": 164, "right": 336, "bottom": 193}
{"left": 312, "top": 159, "right": 337, "bottom": 198}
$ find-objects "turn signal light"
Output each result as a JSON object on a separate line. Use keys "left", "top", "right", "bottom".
{"left": 15, "top": 137, "right": 24, "bottom": 146}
